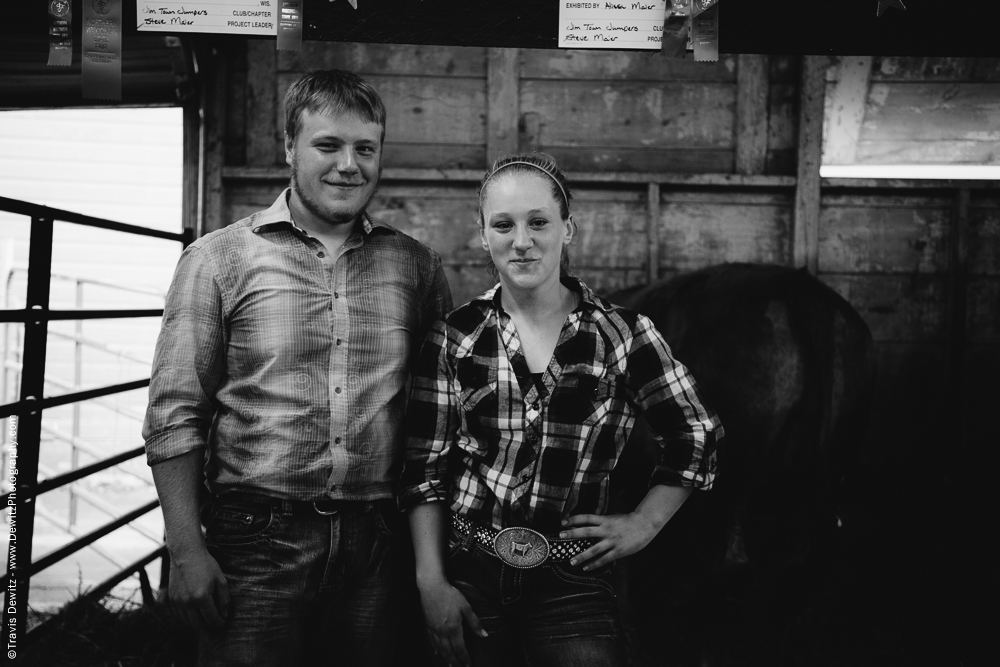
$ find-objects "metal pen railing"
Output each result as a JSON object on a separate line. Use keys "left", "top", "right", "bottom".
{"left": 0, "top": 195, "right": 192, "bottom": 638}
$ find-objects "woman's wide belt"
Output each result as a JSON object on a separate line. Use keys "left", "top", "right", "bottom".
{"left": 452, "top": 513, "right": 595, "bottom": 569}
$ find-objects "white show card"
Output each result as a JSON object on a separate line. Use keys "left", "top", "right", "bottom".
{"left": 558, "top": 1, "right": 667, "bottom": 50}
{"left": 137, "top": 0, "right": 277, "bottom": 36}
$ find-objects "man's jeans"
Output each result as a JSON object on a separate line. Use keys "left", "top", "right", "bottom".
{"left": 199, "top": 494, "right": 410, "bottom": 667}
{"left": 447, "top": 533, "right": 628, "bottom": 667}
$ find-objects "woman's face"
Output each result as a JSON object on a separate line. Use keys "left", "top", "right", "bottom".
{"left": 480, "top": 173, "right": 573, "bottom": 294}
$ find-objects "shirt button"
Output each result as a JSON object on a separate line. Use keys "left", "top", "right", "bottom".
{"left": 318, "top": 251, "right": 325, "bottom": 258}
{"left": 335, "top": 387, "right": 342, "bottom": 394}
{"left": 334, "top": 437, "right": 341, "bottom": 444}
{"left": 334, "top": 292, "right": 340, "bottom": 299}
{"left": 336, "top": 338, "right": 342, "bottom": 346}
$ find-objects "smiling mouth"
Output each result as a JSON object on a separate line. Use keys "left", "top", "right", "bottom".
{"left": 510, "top": 258, "right": 538, "bottom": 264}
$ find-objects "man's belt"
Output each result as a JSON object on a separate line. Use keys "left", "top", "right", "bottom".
{"left": 216, "top": 491, "right": 389, "bottom": 516}
{"left": 452, "top": 513, "right": 595, "bottom": 569}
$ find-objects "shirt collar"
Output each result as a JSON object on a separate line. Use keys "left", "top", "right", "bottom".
{"left": 250, "top": 188, "right": 395, "bottom": 236}
{"left": 474, "top": 276, "right": 614, "bottom": 315}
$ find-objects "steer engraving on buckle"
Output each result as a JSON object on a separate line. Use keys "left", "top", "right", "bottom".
{"left": 494, "top": 527, "right": 549, "bottom": 569}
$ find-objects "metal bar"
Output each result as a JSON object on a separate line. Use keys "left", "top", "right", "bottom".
{"left": 0, "top": 446, "right": 145, "bottom": 505}
{"left": 46, "top": 329, "right": 153, "bottom": 366}
{"left": 0, "top": 499, "right": 161, "bottom": 588}
{"left": 0, "top": 378, "right": 150, "bottom": 418}
{"left": 40, "top": 423, "right": 150, "bottom": 486}
{"left": 0, "top": 308, "right": 163, "bottom": 324}
{"left": 10, "top": 215, "right": 54, "bottom": 643}
{"left": 34, "top": 505, "right": 126, "bottom": 570}
{"left": 0, "top": 196, "right": 187, "bottom": 243}
{"left": 8, "top": 268, "right": 167, "bottom": 299}
{"left": 70, "top": 281, "right": 83, "bottom": 528}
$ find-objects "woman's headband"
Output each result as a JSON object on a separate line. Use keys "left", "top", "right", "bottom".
{"left": 480, "top": 161, "right": 569, "bottom": 211}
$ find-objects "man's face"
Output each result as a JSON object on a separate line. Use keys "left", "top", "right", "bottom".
{"left": 285, "top": 108, "right": 383, "bottom": 229}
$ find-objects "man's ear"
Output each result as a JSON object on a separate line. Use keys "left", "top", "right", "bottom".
{"left": 284, "top": 134, "right": 295, "bottom": 167}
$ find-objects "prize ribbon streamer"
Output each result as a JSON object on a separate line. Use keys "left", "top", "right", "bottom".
{"left": 47, "top": 0, "right": 73, "bottom": 66}
{"left": 82, "top": 0, "right": 122, "bottom": 100}
{"left": 278, "top": 0, "right": 303, "bottom": 51}
{"left": 661, "top": 0, "right": 720, "bottom": 61}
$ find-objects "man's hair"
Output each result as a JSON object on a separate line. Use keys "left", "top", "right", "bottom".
{"left": 283, "top": 69, "right": 387, "bottom": 144}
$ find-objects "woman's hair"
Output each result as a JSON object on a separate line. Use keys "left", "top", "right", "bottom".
{"left": 283, "top": 69, "right": 387, "bottom": 144}
{"left": 478, "top": 152, "right": 573, "bottom": 224}
{"left": 477, "top": 152, "right": 576, "bottom": 279}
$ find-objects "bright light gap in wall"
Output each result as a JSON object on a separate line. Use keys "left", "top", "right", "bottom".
{"left": 820, "top": 165, "right": 1000, "bottom": 180}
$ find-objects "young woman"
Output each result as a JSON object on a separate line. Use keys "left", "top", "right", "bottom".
{"left": 398, "top": 152, "right": 723, "bottom": 667}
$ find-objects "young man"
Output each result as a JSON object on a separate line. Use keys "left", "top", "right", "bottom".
{"left": 143, "top": 70, "right": 451, "bottom": 667}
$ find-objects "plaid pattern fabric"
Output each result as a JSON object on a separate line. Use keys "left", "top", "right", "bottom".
{"left": 399, "top": 277, "right": 722, "bottom": 534}
{"left": 144, "top": 189, "right": 452, "bottom": 502}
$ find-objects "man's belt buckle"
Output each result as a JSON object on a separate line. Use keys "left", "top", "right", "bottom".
{"left": 313, "top": 500, "right": 338, "bottom": 515}
{"left": 493, "top": 526, "right": 549, "bottom": 569}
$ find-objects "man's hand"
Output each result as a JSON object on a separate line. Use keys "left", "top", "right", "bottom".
{"left": 558, "top": 511, "right": 661, "bottom": 570}
{"left": 418, "top": 578, "right": 486, "bottom": 667}
{"left": 168, "top": 546, "right": 230, "bottom": 631}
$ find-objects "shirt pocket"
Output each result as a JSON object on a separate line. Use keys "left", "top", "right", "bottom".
{"left": 551, "top": 372, "right": 621, "bottom": 427}
{"left": 458, "top": 380, "right": 500, "bottom": 441}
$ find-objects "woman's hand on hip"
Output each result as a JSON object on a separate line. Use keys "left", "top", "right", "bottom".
{"left": 558, "top": 511, "right": 660, "bottom": 570}
{"left": 417, "top": 577, "right": 487, "bottom": 667}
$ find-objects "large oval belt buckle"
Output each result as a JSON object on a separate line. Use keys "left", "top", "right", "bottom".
{"left": 494, "top": 526, "right": 549, "bottom": 569}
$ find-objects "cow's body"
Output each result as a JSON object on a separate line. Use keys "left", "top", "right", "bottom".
{"left": 607, "top": 263, "right": 874, "bottom": 666}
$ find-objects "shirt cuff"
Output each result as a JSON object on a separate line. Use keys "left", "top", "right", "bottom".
{"left": 397, "top": 480, "right": 450, "bottom": 511}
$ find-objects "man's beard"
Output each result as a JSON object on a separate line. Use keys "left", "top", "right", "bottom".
{"left": 289, "top": 158, "right": 382, "bottom": 226}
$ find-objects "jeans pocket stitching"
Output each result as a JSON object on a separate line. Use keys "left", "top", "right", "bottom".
{"left": 551, "top": 564, "right": 616, "bottom": 595}
{"left": 207, "top": 505, "right": 278, "bottom": 546}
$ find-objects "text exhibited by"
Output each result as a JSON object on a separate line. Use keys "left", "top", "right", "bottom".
{"left": 5, "top": 416, "right": 17, "bottom": 661}
{"left": 559, "top": 1, "right": 667, "bottom": 49}
{"left": 137, "top": 0, "right": 277, "bottom": 36}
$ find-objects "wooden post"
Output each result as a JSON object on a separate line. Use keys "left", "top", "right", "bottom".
{"left": 735, "top": 55, "right": 770, "bottom": 175}
{"left": 646, "top": 183, "right": 661, "bottom": 285}
{"left": 246, "top": 39, "right": 279, "bottom": 167}
{"left": 792, "top": 56, "right": 827, "bottom": 273}
{"left": 946, "top": 187, "right": 970, "bottom": 446}
{"left": 201, "top": 45, "right": 227, "bottom": 234}
{"left": 487, "top": 48, "right": 520, "bottom": 165}
{"left": 823, "top": 56, "right": 872, "bottom": 165}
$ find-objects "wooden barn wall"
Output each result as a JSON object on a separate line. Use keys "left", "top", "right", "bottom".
{"left": 210, "top": 44, "right": 999, "bottom": 476}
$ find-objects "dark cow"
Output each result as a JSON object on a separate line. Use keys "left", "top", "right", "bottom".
{"left": 607, "top": 263, "right": 874, "bottom": 667}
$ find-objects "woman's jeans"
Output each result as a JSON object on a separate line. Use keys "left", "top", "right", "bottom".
{"left": 198, "top": 493, "right": 415, "bottom": 667}
{"left": 447, "top": 533, "right": 628, "bottom": 667}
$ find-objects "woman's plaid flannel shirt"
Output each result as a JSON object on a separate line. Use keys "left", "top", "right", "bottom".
{"left": 399, "top": 278, "right": 722, "bottom": 535}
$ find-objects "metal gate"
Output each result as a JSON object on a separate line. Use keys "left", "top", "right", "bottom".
{"left": 0, "top": 195, "right": 192, "bottom": 641}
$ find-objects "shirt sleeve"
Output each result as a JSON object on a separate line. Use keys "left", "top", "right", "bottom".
{"left": 411, "top": 255, "right": 453, "bottom": 373}
{"left": 398, "top": 319, "right": 459, "bottom": 510}
{"left": 142, "top": 245, "right": 227, "bottom": 466}
{"left": 625, "top": 314, "right": 722, "bottom": 490}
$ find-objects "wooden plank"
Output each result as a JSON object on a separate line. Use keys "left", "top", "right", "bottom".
{"left": 861, "top": 83, "right": 1000, "bottom": 142}
{"left": 820, "top": 274, "right": 948, "bottom": 343}
{"left": 221, "top": 165, "right": 796, "bottom": 188}
{"left": 571, "top": 200, "right": 649, "bottom": 269}
{"left": 968, "top": 199, "right": 1000, "bottom": 276}
{"left": 182, "top": 102, "right": 200, "bottom": 239}
{"left": 277, "top": 73, "right": 487, "bottom": 146}
{"left": 520, "top": 49, "right": 737, "bottom": 82}
{"left": 766, "top": 84, "right": 797, "bottom": 152}
{"left": 793, "top": 56, "right": 827, "bottom": 272}
{"left": 277, "top": 43, "right": 487, "bottom": 77}
{"left": 967, "top": 278, "right": 1000, "bottom": 342}
{"left": 736, "top": 55, "right": 770, "bottom": 175}
{"left": 658, "top": 201, "right": 791, "bottom": 271}
{"left": 823, "top": 56, "right": 872, "bottom": 165}
{"left": 646, "top": 183, "right": 660, "bottom": 284}
{"left": 536, "top": 147, "right": 734, "bottom": 174}
{"left": 487, "top": 48, "right": 520, "bottom": 165}
{"left": 382, "top": 143, "right": 487, "bottom": 170}
{"left": 818, "top": 200, "right": 951, "bottom": 274}
{"left": 520, "top": 80, "right": 735, "bottom": 149}
{"left": 871, "top": 57, "right": 1000, "bottom": 82}
{"left": 855, "top": 140, "right": 1000, "bottom": 165}
{"left": 246, "top": 40, "right": 279, "bottom": 167}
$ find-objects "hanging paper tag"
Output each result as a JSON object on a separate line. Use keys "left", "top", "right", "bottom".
{"left": 661, "top": 0, "right": 690, "bottom": 58}
{"left": 82, "top": 0, "right": 122, "bottom": 100}
{"left": 277, "top": 0, "right": 303, "bottom": 51}
{"left": 48, "top": 0, "right": 73, "bottom": 66}
{"left": 692, "top": 0, "right": 719, "bottom": 62}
